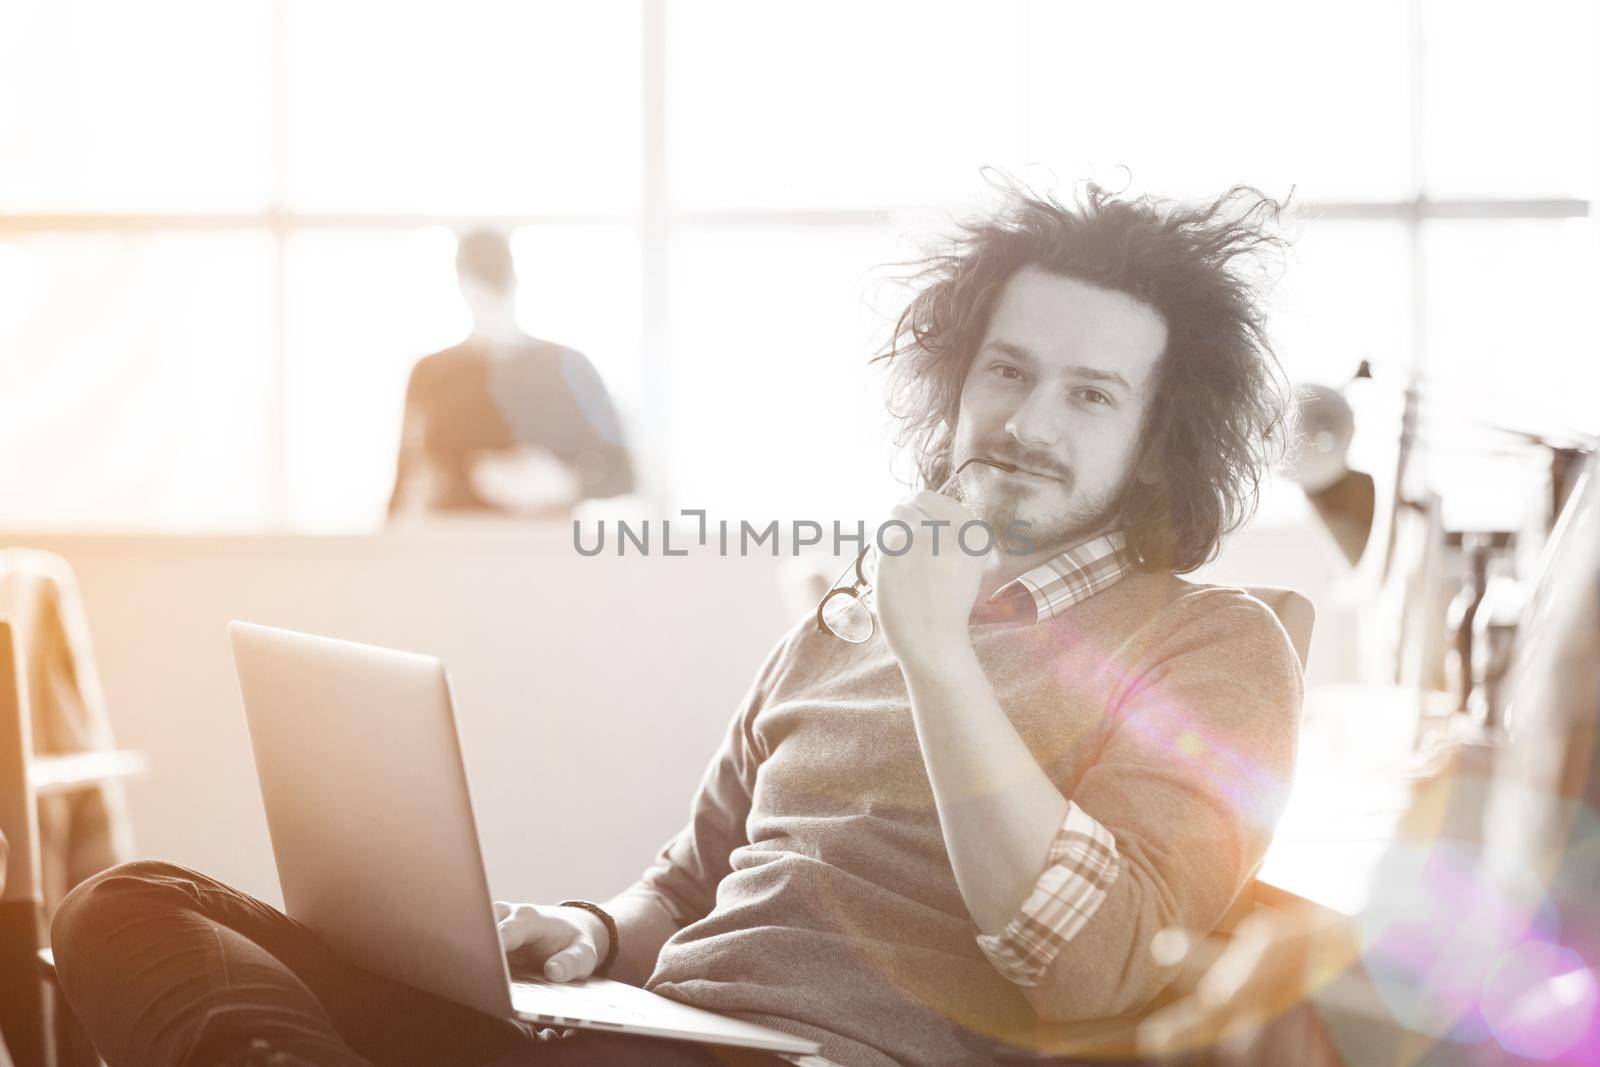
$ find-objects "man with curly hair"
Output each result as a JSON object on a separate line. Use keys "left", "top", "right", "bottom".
{"left": 51, "top": 183, "right": 1304, "bottom": 1067}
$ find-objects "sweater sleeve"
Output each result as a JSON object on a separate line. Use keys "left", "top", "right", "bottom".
{"left": 1011, "top": 592, "right": 1303, "bottom": 1022}
{"left": 624, "top": 628, "right": 795, "bottom": 927}
{"left": 974, "top": 801, "right": 1122, "bottom": 984}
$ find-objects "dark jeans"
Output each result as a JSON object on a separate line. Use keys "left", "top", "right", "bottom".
{"left": 51, "top": 861, "right": 793, "bottom": 1067}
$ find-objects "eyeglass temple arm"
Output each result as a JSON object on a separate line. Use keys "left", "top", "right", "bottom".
{"left": 941, "top": 456, "right": 1017, "bottom": 489}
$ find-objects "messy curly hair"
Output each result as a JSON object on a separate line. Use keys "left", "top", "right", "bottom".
{"left": 876, "top": 178, "right": 1294, "bottom": 574}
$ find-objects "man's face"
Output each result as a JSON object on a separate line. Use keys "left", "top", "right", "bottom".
{"left": 949, "top": 266, "right": 1168, "bottom": 557}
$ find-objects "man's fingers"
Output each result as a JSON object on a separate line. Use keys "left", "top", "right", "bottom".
{"left": 884, "top": 503, "right": 951, "bottom": 550}
{"left": 543, "top": 940, "right": 598, "bottom": 982}
{"left": 492, "top": 908, "right": 531, "bottom": 953}
{"left": 902, "top": 489, "right": 966, "bottom": 516}
{"left": 883, "top": 491, "right": 980, "bottom": 558}
{"left": 891, "top": 499, "right": 934, "bottom": 524}
{"left": 893, "top": 491, "right": 969, "bottom": 524}
{"left": 496, "top": 903, "right": 601, "bottom": 981}
{"left": 882, "top": 507, "right": 918, "bottom": 553}
{"left": 496, "top": 903, "right": 568, "bottom": 955}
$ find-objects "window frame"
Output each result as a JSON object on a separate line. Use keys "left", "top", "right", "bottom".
{"left": 0, "top": 0, "right": 1591, "bottom": 528}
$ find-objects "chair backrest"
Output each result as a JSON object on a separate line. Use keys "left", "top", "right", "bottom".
{"left": 1205, "top": 589, "right": 1312, "bottom": 937}
{"left": 1240, "top": 586, "right": 1314, "bottom": 670}
{"left": 0, "top": 618, "right": 41, "bottom": 906}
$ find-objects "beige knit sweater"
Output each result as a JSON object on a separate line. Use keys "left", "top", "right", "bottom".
{"left": 631, "top": 571, "right": 1303, "bottom": 1067}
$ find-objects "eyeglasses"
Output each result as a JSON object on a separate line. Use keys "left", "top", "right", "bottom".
{"left": 815, "top": 457, "right": 1016, "bottom": 643}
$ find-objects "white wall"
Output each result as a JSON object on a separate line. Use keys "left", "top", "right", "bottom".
{"left": 13, "top": 521, "right": 793, "bottom": 908}
{"left": 1195, "top": 513, "right": 1362, "bottom": 689}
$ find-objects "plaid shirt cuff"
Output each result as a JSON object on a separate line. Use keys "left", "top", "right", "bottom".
{"left": 974, "top": 803, "right": 1121, "bottom": 987}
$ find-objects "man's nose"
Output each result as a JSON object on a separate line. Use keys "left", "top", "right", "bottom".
{"left": 1003, "top": 387, "right": 1061, "bottom": 448}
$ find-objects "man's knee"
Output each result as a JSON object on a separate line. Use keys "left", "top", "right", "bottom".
{"left": 52, "top": 859, "right": 203, "bottom": 966}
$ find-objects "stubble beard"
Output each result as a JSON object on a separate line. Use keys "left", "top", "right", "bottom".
{"left": 960, "top": 469, "right": 1133, "bottom": 558}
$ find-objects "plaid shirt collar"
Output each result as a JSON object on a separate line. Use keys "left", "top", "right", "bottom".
{"left": 974, "top": 530, "right": 1132, "bottom": 625}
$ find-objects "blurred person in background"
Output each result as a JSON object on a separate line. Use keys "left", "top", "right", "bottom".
{"left": 387, "top": 229, "right": 635, "bottom": 519}
{"left": 1286, "top": 383, "right": 1375, "bottom": 567}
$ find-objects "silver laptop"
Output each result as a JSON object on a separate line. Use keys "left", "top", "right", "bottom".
{"left": 228, "top": 621, "right": 820, "bottom": 1058}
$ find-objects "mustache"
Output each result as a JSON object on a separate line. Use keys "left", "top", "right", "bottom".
{"left": 971, "top": 443, "right": 1073, "bottom": 487}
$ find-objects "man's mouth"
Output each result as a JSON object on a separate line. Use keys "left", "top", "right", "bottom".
{"left": 979, "top": 456, "right": 1065, "bottom": 485}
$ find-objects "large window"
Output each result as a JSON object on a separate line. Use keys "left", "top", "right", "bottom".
{"left": 2, "top": 0, "right": 1596, "bottom": 531}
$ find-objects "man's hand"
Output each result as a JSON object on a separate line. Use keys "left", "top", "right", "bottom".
{"left": 875, "top": 491, "right": 988, "bottom": 667}
{"left": 494, "top": 901, "right": 610, "bottom": 983}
